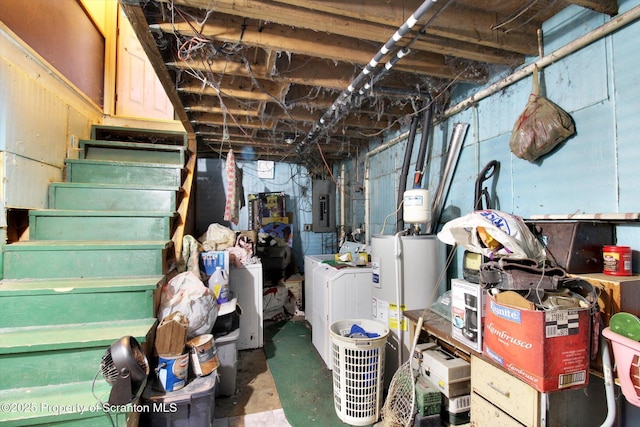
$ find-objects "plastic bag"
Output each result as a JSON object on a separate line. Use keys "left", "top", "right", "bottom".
{"left": 158, "top": 271, "right": 219, "bottom": 338}
{"left": 437, "top": 209, "right": 546, "bottom": 261}
{"left": 509, "top": 65, "right": 575, "bottom": 162}
{"left": 198, "top": 223, "right": 236, "bottom": 252}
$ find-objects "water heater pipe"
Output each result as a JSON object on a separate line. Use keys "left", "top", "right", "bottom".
{"left": 396, "top": 112, "right": 421, "bottom": 232}
{"left": 393, "top": 230, "right": 408, "bottom": 367}
{"left": 413, "top": 97, "right": 433, "bottom": 189}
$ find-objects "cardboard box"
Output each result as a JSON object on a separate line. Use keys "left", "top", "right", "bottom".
{"left": 200, "top": 251, "right": 229, "bottom": 276}
{"left": 451, "top": 278, "right": 487, "bottom": 352}
{"left": 155, "top": 312, "right": 189, "bottom": 356}
{"left": 569, "top": 273, "right": 640, "bottom": 326}
{"left": 483, "top": 294, "right": 591, "bottom": 393}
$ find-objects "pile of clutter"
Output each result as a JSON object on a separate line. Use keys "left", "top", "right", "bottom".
{"left": 145, "top": 223, "right": 249, "bottom": 396}
{"left": 437, "top": 209, "right": 598, "bottom": 393}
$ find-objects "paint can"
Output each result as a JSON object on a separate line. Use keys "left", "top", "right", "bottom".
{"left": 156, "top": 353, "right": 189, "bottom": 392}
{"left": 187, "top": 334, "right": 219, "bottom": 377}
{"left": 603, "top": 245, "right": 632, "bottom": 276}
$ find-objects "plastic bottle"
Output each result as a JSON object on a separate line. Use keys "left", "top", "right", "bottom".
{"left": 208, "top": 266, "right": 229, "bottom": 303}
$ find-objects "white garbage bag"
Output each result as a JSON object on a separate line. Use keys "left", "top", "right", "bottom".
{"left": 158, "top": 271, "right": 219, "bottom": 338}
{"left": 437, "top": 209, "right": 545, "bottom": 262}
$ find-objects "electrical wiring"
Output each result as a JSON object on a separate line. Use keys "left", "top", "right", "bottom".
{"left": 160, "top": 0, "right": 480, "bottom": 170}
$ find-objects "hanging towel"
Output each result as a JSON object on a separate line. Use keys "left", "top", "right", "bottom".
{"left": 223, "top": 149, "right": 241, "bottom": 225}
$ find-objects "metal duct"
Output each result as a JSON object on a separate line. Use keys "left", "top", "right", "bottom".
{"left": 427, "top": 122, "right": 469, "bottom": 234}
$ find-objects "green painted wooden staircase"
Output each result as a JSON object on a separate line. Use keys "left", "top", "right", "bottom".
{"left": 0, "top": 126, "right": 188, "bottom": 426}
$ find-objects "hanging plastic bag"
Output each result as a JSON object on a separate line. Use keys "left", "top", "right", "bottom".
{"left": 509, "top": 65, "right": 575, "bottom": 162}
{"left": 158, "top": 271, "right": 219, "bottom": 338}
{"left": 437, "top": 209, "right": 546, "bottom": 262}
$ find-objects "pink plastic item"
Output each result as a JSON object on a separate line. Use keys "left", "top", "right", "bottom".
{"left": 603, "top": 327, "right": 640, "bottom": 407}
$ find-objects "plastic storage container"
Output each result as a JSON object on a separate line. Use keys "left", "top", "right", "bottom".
{"left": 215, "top": 327, "right": 240, "bottom": 397}
{"left": 330, "top": 319, "right": 389, "bottom": 426}
{"left": 139, "top": 374, "right": 216, "bottom": 427}
{"left": 602, "top": 327, "right": 640, "bottom": 407}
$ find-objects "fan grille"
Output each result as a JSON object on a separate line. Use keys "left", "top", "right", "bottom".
{"left": 132, "top": 345, "right": 149, "bottom": 374}
{"left": 100, "top": 349, "right": 119, "bottom": 384}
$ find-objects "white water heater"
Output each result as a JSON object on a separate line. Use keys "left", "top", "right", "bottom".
{"left": 370, "top": 234, "right": 446, "bottom": 390}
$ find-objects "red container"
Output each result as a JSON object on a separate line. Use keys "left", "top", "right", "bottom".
{"left": 603, "top": 245, "right": 632, "bottom": 276}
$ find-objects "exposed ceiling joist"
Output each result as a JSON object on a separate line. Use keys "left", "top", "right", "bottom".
{"left": 120, "top": 0, "right": 618, "bottom": 171}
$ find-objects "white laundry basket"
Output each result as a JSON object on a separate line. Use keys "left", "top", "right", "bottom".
{"left": 330, "top": 319, "right": 389, "bottom": 426}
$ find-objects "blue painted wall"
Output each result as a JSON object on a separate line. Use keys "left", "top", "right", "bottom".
{"left": 360, "top": 1, "right": 640, "bottom": 274}
{"left": 197, "top": 157, "right": 330, "bottom": 272}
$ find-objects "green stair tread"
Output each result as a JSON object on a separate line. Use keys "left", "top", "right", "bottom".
{"left": 29, "top": 209, "right": 176, "bottom": 218}
{"left": 80, "top": 139, "right": 186, "bottom": 152}
{"left": 0, "top": 276, "right": 163, "bottom": 295}
{"left": 4, "top": 240, "right": 171, "bottom": 251}
{"left": 64, "top": 158, "right": 183, "bottom": 169}
{"left": 91, "top": 124, "right": 187, "bottom": 147}
{"left": 0, "top": 318, "right": 156, "bottom": 354}
{"left": 49, "top": 182, "right": 180, "bottom": 191}
{"left": 0, "top": 381, "right": 127, "bottom": 425}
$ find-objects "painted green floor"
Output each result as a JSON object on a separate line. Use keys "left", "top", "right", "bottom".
{"left": 264, "top": 320, "right": 357, "bottom": 427}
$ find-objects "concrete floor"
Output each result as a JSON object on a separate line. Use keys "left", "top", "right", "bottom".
{"left": 214, "top": 345, "right": 291, "bottom": 425}
{"left": 214, "top": 408, "right": 291, "bottom": 427}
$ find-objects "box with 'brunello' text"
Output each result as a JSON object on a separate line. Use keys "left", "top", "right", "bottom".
{"left": 482, "top": 293, "right": 591, "bottom": 393}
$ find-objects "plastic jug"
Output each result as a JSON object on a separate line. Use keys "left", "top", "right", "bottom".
{"left": 208, "top": 266, "right": 229, "bottom": 304}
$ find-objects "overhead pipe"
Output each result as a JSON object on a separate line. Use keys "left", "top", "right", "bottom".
{"left": 442, "top": 4, "right": 640, "bottom": 120}
{"left": 302, "top": 0, "right": 439, "bottom": 146}
{"left": 396, "top": 111, "right": 421, "bottom": 232}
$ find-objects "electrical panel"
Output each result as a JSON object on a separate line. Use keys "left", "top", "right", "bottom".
{"left": 312, "top": 179, "right": 336, "bottom": 233}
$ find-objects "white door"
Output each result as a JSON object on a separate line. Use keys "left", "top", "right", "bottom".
{"left": 116, "top": 7, "right": 174, "bottom": 120}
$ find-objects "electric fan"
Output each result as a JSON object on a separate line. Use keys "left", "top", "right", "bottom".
{"left": 100, "top": 336, "right": 150, "bottom": 406}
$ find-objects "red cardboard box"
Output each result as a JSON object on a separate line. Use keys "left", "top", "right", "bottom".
{"left": 483, "top": 294, "right": 591, "bottom": 393}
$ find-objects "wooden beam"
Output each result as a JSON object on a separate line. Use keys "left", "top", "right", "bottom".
{"left": 160, "top": 18, "right": 486, "bottom": 82}
{"left": 165, "top": 0, "right": 529, "bottom": 62}
{"left": 561, "top": 0, "right": 618, "bottom": 16}
{"left": 178, "top": 74, "right": 287, "bottom": 101}
{"left": 272, "top": 0, "right": 538, "bottom": 55}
